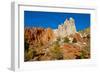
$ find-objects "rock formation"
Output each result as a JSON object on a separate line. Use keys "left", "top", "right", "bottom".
{"left": 24, "top": 17, "right": 90, "bottom": 61}
{"left": 55, "top": 17, "right": 77, "bottom": 38}
{"left": 24, "top": 27, "right": 55, "bottom": 47}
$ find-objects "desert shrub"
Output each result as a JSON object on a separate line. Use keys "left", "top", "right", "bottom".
{"left": 80, "top": 52, "right": 84, "bottom": 59}
{"left": 75, "top": 51, "right": 85, "bottom": 59}
{"left": 77, "top": 49, "right": 90, "bottom": 59}
{"left": 24, "top": 48, "right": 37, "bottom": 61}
{"left": 72, "top": 38, "right": 77, "bottom": 43}
{"left": 24, "top": 49, "right": 33, "bottom": 61}
{"left": 84, "top": 45, "right": 90, "bottom": 52}
{"left": 57, "top": 37, "right": 61, "bottom": 42}
{"left": 24, "top": 40, "right": 29, "bottom": 52}
{"left": 63, "top": 37, "right": 70, "bottom": 43}
{"left": 50, "top": 43, "right": 63, "bottom": 60}
{"left": 52, "top": 39, "right": 60, "bottom": 46}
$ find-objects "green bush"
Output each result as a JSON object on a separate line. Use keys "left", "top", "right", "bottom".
{"left": 63, "top": 37, "right": 70, "bottom": 43}
{"left": 50, "top": 43, "right": 63, "bottom": 60}
{"left": 24, "top": 48, "right": 37, "bottom": 61}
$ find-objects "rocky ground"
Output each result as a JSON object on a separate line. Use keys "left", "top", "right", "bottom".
{"left": 24, "top": 27, "right": 90, "bottom": 62}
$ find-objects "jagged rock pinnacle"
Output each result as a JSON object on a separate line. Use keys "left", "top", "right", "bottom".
{"left": 55, "top": 17, "right": 77, "bottom": 38}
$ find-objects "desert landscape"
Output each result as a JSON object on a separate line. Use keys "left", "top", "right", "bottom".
{"left": 24, "top": 17, "right": 90, "bottom": 62}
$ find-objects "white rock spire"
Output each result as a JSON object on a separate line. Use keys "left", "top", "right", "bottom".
{"left": 55, "top": 17, "right": 77, "bottom": 38}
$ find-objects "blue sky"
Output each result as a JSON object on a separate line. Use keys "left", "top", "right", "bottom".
{"left": 24, "top": 11, "right": 90, "bottom": 31}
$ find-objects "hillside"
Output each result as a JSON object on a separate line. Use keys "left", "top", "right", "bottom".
{"left": 24, "top": 18, "right": 90, "bottom": 61}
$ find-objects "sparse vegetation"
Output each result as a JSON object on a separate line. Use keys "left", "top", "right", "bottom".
{"left": 24, "top": 49, "right": 33, "bottom": 61}
{"left": 24, "top": 27, "right": 90, "bottom": 61}
{"left": 49, "top": 43, "right": 63, "bottom": 60}
{"left": 63, "top": 37, "right": 70, "bottom": 43}
{"left": 24, "top": 40, "right": 29, "bottom": 52}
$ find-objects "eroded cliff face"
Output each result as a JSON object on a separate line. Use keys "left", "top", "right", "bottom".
{"left": 25, "top": 27, "right": 55, "bottom": 47}
{"left": 24, "top": 27, "right": 56, "bottom": 61}
{"left": 41, "top": 28, "right": 55, "bottom": 45}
